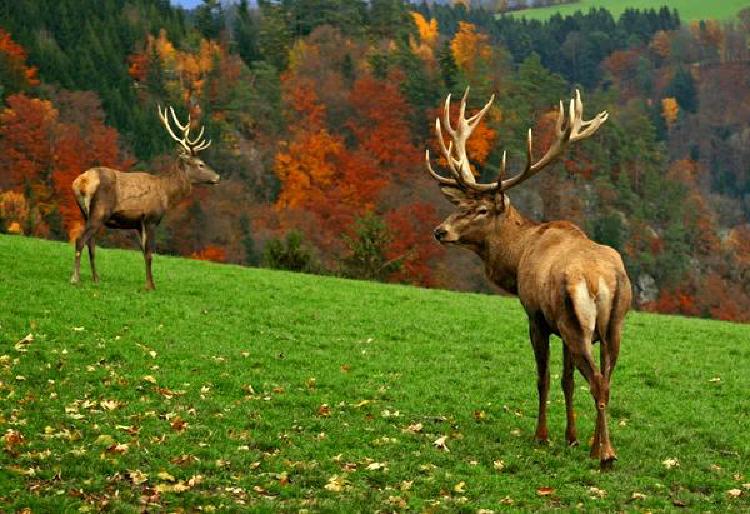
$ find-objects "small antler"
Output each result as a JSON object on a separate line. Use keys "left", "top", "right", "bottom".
{"left": 157, "top": 105, "right": 212, "bottom": 155}
{"left": 425, "top": 89, "right": 608, "bottom": 193}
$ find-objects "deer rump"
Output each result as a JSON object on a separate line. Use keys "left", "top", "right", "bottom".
{"left": 516, "top": 223, "right": 630, "bottom": 344}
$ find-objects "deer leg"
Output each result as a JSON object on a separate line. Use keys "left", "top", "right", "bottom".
{"left": 143, "top": 223, "right": 156, "bottom": 291}
{"left": 529, "top": 320, "right": 550, "bottom": 444}
{"left": 71, "top": 223, "right": 98, "bottom": 284}
{"left": 562, "top": 345, "right": 578, "bottom": 446}
{"left": 87, "top": 237, "right": 99, "bottom": 283}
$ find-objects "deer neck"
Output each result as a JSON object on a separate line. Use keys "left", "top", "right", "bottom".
{"left": 480, "top": 205, "right": 539, "bottom": 294}
{"left": 160, "top": 162, "right": 192, "bottom": 208}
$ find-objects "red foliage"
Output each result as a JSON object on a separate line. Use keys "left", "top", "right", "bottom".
{"left": 0, "top": 94, "right": 58, "bottom": 191}
{"left": 0, "top": 29, "right": 39, "bottom": 88}
{"left": 347, "top": 73, "right": 421, "bottom": 180}
{"left": 190, "top": 245, "right": 227, "bottom": 263}
{"left": 385, "top": 203, "right": 444, "bottom": 286}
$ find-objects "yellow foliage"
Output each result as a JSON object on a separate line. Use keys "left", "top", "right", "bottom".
{"left": 411, "top": 12, "right": 438, "bottom": 48}
{"left": 0, "top": 190, "right": 28, "bottom": 234}
{"left": 661, "top": 97, "right": 679, "bottom": 128}
{"left": 409, "top": 13, "right": 439, "bottom": 67}
{"left": 451, "top": 22, "right": 492, "bottom": 75}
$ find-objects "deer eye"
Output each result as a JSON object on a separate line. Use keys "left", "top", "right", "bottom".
{"left": 477, "top": 207, "right": 489, "bottom": 215}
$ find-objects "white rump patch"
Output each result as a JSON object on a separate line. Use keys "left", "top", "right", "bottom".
{"left": 572, "top": 280, "right": 596, "bottom": 333}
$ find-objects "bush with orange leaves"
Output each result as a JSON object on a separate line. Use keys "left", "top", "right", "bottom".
{"left": 190, "top": 245, "right": 226, "bottom": 263}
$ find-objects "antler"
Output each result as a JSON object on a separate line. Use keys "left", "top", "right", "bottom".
{"left": 425, "top": 86, "right": 495, "bottom": 188}
{"left": 157, "top": 105, "right": 212, "bottom": 155}
{"left": 425, "top": 89, "right": 608, "bottom": 193}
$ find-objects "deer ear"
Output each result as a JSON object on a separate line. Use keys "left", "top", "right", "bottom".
{"left": 494, "top": 190, "right": 508, "bottom": 212}
{"left": 439, "top": 185, "right": 468, "bottom": 206}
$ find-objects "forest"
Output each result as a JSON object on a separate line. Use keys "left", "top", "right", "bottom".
{"left": 0, "top": 0, "right": 749, "bottom": 321}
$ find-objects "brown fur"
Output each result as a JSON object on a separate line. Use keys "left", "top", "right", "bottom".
{"left": 434, "top": 187, "right": 632, "bottom": 469}
{"left": 70, "top": 154, "right": 220, "bottom": 290}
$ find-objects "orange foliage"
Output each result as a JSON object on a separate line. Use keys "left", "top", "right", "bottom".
{"left": 385, "top": 203, "right": 444, "bottom": 286}
{"left": 274, "top": 77, "right": 388, "bottom": 243}
{"left": 190, "top": 245, "right": 227, "bottom": 263}
{"left": 348, "top": 73, "right": 421, "bottom": 179}
{"left": 0, "top": 29, "right": 39, "bottom": 88}
{"left": 646, "top": 287, "right": 700, "bottom": 317}
{"left": 650, "top": 30, "right": 672, "bottom": 59}
{"left": 0, "top": 94, "right": 58, "bottom": 191}
{"left": 451, "top": 22, "right": 492, "bottom": 76}
{"left": 661, "top": 97, "right": 679, "bottom": 128}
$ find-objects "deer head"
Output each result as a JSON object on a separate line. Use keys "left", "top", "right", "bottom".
{"left": 426, "top": 87, "right": 608, "bottom": 246}
{"left": 158, "top": 105, "right": 220, "bottom": 185}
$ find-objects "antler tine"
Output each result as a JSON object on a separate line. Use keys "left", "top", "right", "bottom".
{"left": 192, "top": 139, "right": 212, "bottom": 152}
{"left": 186, "top": 125, "right": 205, "bottom": 147}
{"left": 169, "top": 105, "right": 190, "bottom": 132}
{"left": 425, "top": 149, "right": 459, "bottom": 185}
{"left": 158, "top": 104, "right": 191, "bottom": 153}
{"left": 498, "top": 90, "right": 605, "bottom": 191}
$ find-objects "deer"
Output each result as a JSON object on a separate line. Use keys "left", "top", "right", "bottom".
{"left": 70, "top": 105, "right": 220, "bottom": 290}
{"left": 426, "top": 88, "right": 632, "bottom": 469}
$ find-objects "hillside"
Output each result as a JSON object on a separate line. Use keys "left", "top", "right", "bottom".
{"left": 508, "top": 0, "right": 750, "bottom": 21}
{"left": 1, "top": 234, "right": 749, "bottom": 511}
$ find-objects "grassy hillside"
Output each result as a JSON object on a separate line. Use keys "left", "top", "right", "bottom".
{"left": 0, "top": 234, "right": 749, "bottom": 512}
{"left": 509, "top": 0, "right": 750, "bottom": 21}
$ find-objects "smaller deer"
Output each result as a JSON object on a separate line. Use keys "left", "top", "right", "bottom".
{"left": 70, "top": 106, "right": 220, "bottom": 290}
{"left": 426, "top": 88, "right": 631, "bottom": 469}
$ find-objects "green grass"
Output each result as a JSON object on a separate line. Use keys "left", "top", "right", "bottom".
{"left": 506, "top": 0, "right": 750, "bottom": 22}
{"left": 0, "top": 234, "right": 749, "bottom": 512}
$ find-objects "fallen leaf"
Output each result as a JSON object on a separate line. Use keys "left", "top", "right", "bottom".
{"left": 727, "top": 489, "right": 742, "bottom": 498}
{"left": 317, "top": 404, "right": 332, "bottom": 417}
{"left": 662, "top": 458, "right": 680, "bottom": 470}
{"left": 366, "top": 462, "right": 386, "bottom": 471}
{"left": 631, "top": 492, "right": 647, "bottom": 500}
{"left": 537, "top": 487, "right": 555, "bottom": 496}
{"left": 453, "top": 481, "right": 466, "bottom": 493}
{"left": 106, "top": 443, "right": 129, "bottom": 454}
{"left": 493, "top": 459, "right": 505, "bottom": 471}
{"left": 709, "top": 377, "right": 721, "bottom": 383}
{"left": 3, "top": 429, "right": 25, "bottom": 449}
{"left": 157, "top": 471, "right": 175, "bottom": 482}
{"left": 589, "top": 487, "right": 607, "bottom": 498}
{"left": 171, "top": 454, "right": 197, "bottom": 466}
{"left": 433, "top": 435, "right": 449, "bottom": 452}
{"left": 473, "top": 410, "right": 486, "bottom": 421}
{"left": 142, "top": 375, "right": 157, "bottom": 384}
{"left": 324, "top": 475, "right": 349, "bottom": 492}
{"left": 129, "top": 469, "right": 148, "bottom": 485}
{"left": 404, "top": 423, "right": 423, "bottom": 434}
{"left": 477, "top": 510, "right": 495, "bottom": 514}
{"left": 170, "top": 416, "right": 188, "bottom": 432}
{"left": 672, "top": 499, "right": 687, "bottom": 507}
{"left": 500, "top": 496, "right": 514, "bottom": 505}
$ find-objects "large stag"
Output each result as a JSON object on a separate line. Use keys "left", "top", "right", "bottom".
{"left": 426, "top": 88, "right": 631, "bottom": 469}
{"left": 70, "top": 106, "right": 220, "bottom": 290}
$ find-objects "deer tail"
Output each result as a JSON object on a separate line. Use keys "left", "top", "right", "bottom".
{"left": 566, "top": 275, "right": 612, "bottom": 342}
{"left": 72, "top": 170, "right": 100, "bottom": 218}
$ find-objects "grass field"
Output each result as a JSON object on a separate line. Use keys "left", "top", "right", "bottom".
{"left": 507, "top": 0, "right": 750, "bottom": 22}
{"left": 1, "top": 234, "right": 749, "bottom": 512}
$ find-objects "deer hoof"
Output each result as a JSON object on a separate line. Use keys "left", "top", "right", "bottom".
{"left": 599, "top": 454, "right": 617, "bottom": 471}
{"left": 567, "top": 438, "right": 579, "bottom": 447}
{"left": 92, "top": 275, "right": 100, "bottom": 284}
{"left": 70, "top": 275, "right": 80, "bottom": 285}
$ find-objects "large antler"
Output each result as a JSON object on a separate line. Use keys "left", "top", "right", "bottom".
{"left": 157, "top": 105, "right": 212, "bottom": 155}
{"left": 425, "top": 89, "right": 608, "bottom": 193}
{"left": 425, "top": 86, "right": 494, "bottom": 188}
